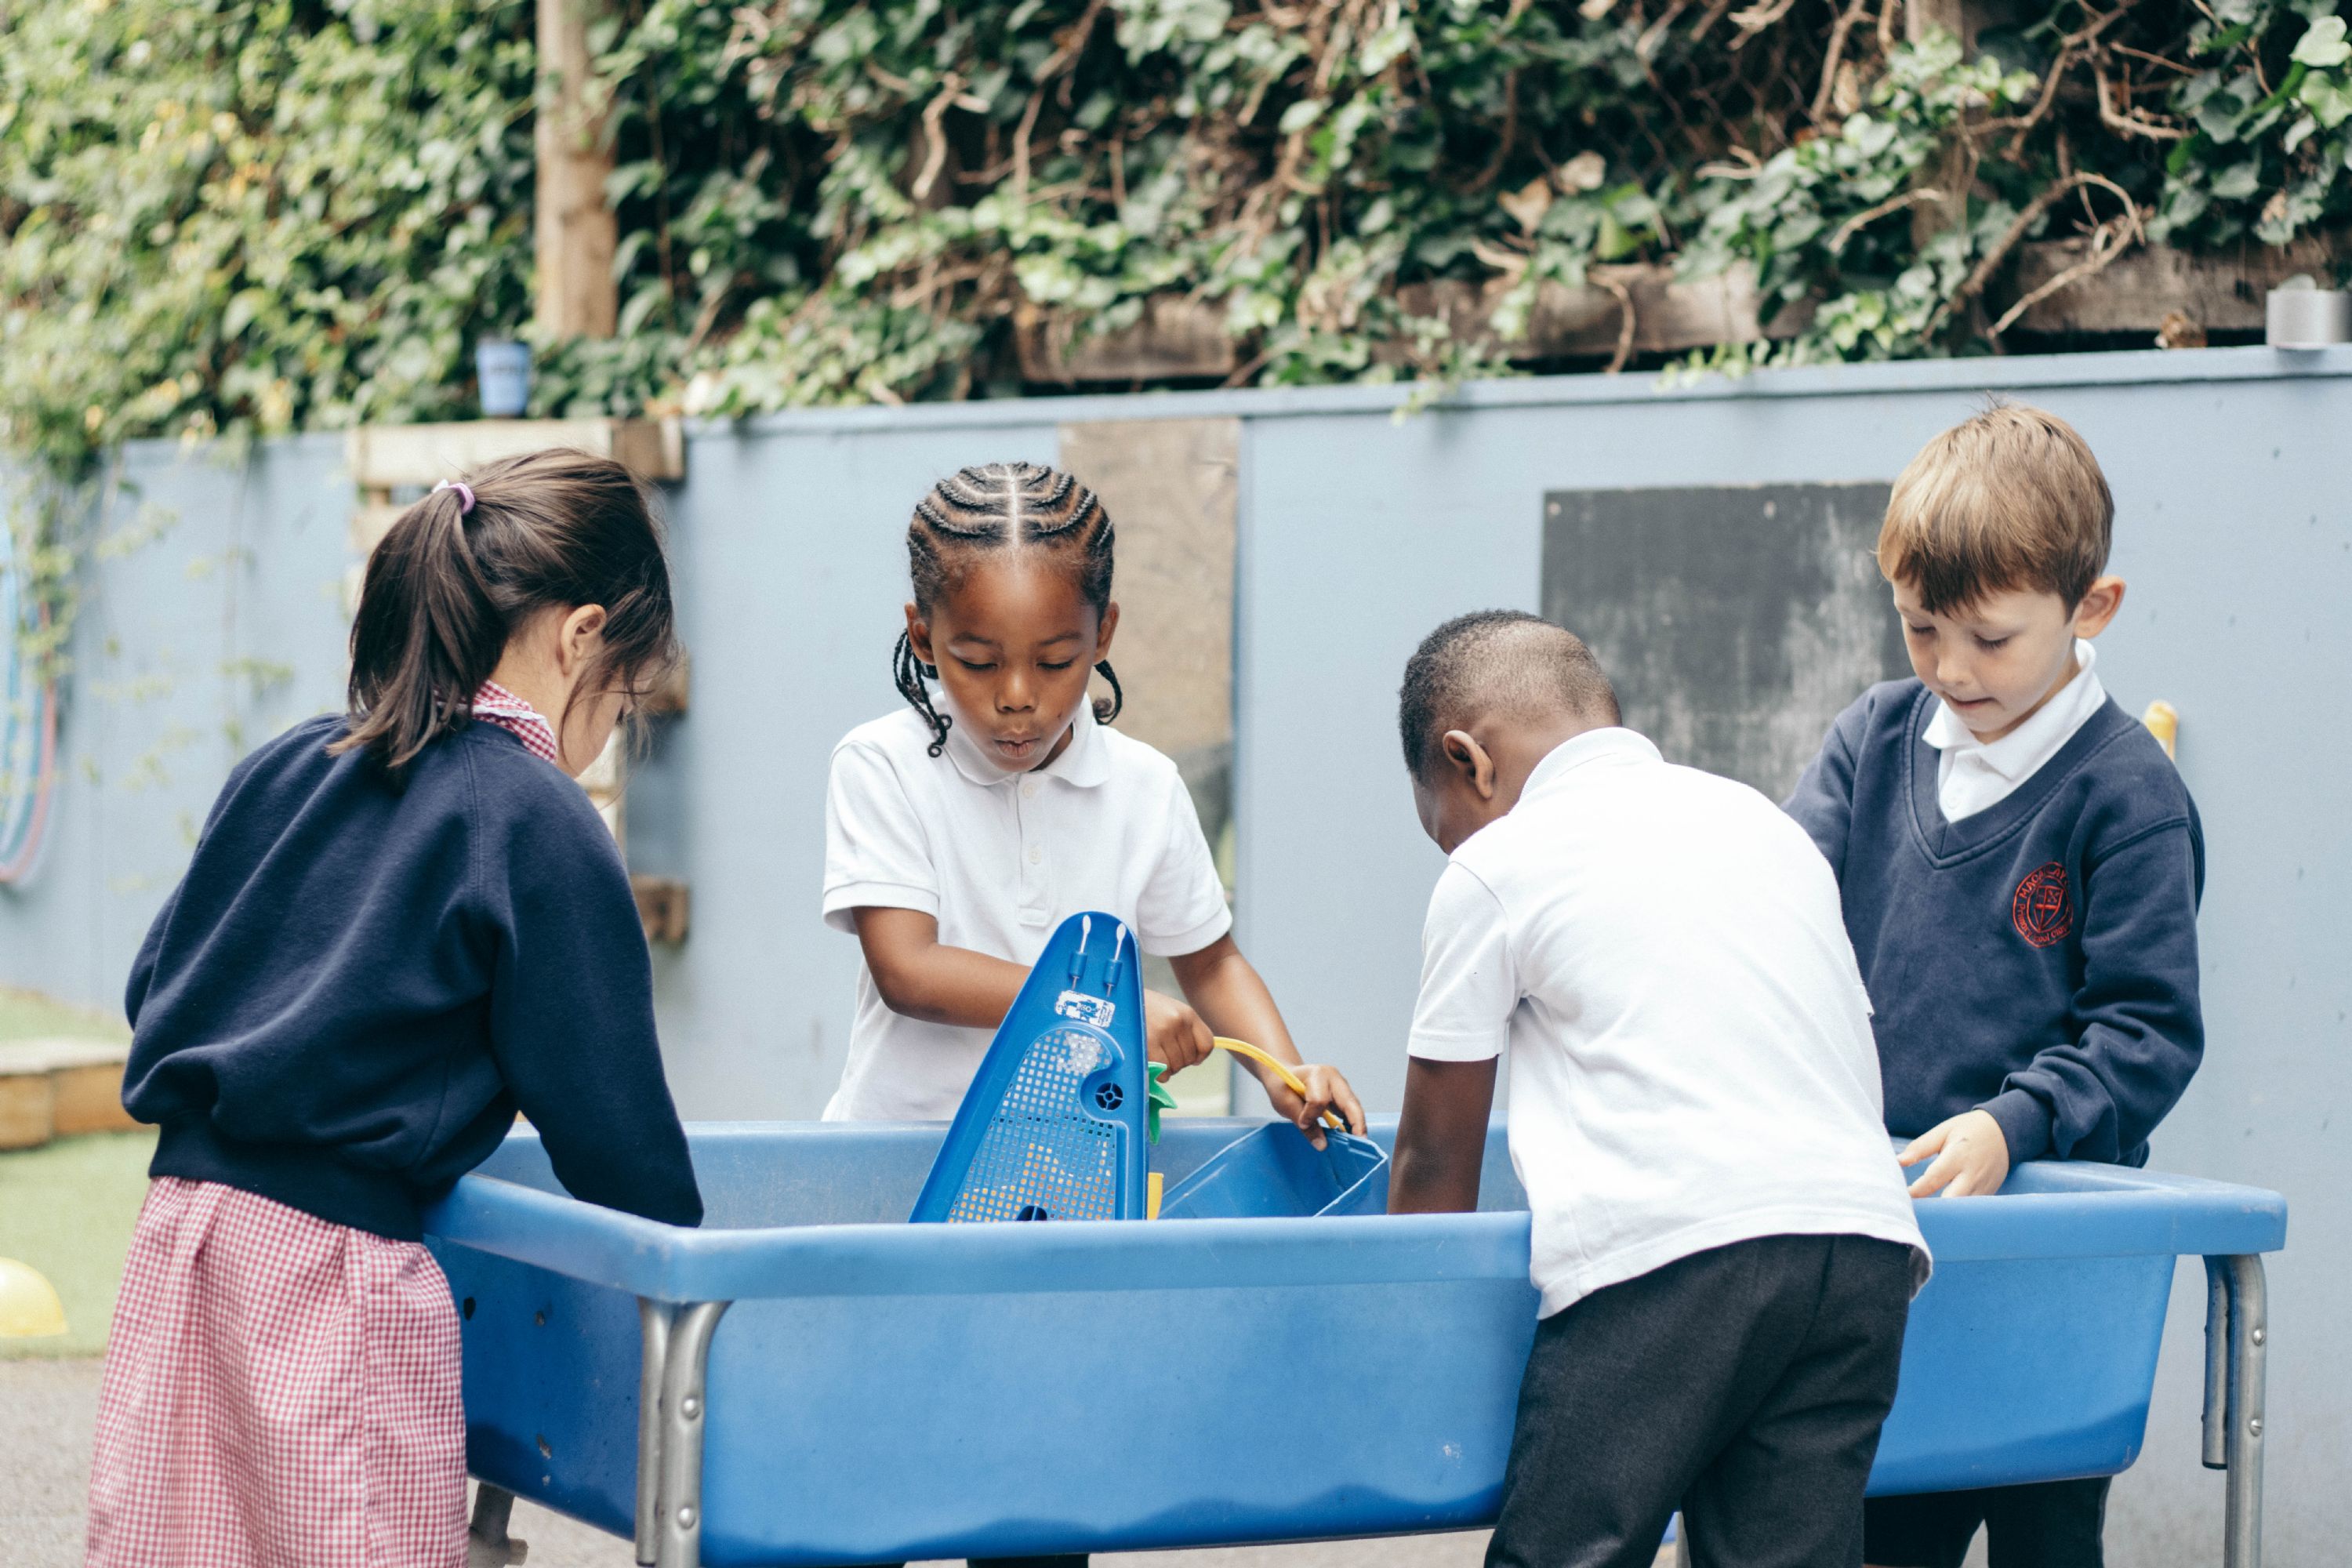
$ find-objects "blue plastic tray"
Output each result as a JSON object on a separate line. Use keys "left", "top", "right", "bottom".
{"left": 424, "top": 1120, "right": 2285, "bottom": 1566}
{"left": 1158, "top": 1123, "right": 1390, "bottom": 1219}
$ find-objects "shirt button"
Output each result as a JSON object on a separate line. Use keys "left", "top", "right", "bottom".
{"left": 1021, "top": 781, "right": 1037, "bottom": 800}
{"left": 1028, "top": 845, "right": 1043, "bottom": 865}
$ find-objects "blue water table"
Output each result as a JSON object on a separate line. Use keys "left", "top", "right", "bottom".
{"left": 426, "top": 1120, "right": 2283, "bottom": 1568}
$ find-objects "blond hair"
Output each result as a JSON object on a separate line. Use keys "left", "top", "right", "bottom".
{"left": 1878, "top": 403, "right": 2113, "bottom": 614}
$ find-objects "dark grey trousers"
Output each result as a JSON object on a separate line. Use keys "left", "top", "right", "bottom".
{"left": 1863, "top": 1477, "right": 2111, "bottom": 1568}
{"left": 1486, "top": 1232, "right": 1915, "bottom": 1568}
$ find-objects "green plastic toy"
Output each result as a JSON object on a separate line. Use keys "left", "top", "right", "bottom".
{"left": 1145, "top": 1062, "right": 1179, "bottom": 1144}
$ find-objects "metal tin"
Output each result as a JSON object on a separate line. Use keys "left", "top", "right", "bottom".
{"left": 2266, "top": 286, "right": 2352, "bottom": 348}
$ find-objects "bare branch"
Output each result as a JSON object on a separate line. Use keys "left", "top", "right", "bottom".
{"left": 1978, "top": 45, "right": 2074, "bottom": 143}
{"left": 2108, "top": 42, "right": 2195, "bottom": 75}
{"left": 1987, "top": 217, "right": 2136, "bottom": 336}
{"left": 911, "top": 74, "right": 965, "bottom": 203}
{"left": 1465, "top": 71, "right": 1523, "bottom": 194}
{"left": 1696, "top": 145, "right": 1766, "bottom": 181}
{"left": 1600, "top": 274, "right": 1638, "bottom": 373}
{"left": 1727, "top": 0, "right": 1797, "bottom": 35}
{"left": 1828, "top": 188, "right": 1946, "bottom": 252}
{"left": 1011, "top": 0, "right": 1110, "bottom": 201}
{"left": 2094, "top": 60, "right": 2190, "bottom": 140}
{"left": 1929, "top": 171, "right": 2143, "bottom": 335}
{"left": 1638, "top": 0, "right": 1697, "bottom": 58}
{"left": 1811, "top": 0, "right": 1875, "bottom": 125}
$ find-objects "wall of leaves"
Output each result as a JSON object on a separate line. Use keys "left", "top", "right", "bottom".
{"left": 3, "top": 0, "right": 2349, "bottom": 478}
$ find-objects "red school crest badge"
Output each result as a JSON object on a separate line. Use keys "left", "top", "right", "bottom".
{"left": 2012, "top": 862, "right": 2073, "bottom": 948}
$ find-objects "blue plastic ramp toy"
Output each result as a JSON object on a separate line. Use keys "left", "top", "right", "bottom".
{"left": 909, "top": 911, "right": 1148, "bottom": 1223}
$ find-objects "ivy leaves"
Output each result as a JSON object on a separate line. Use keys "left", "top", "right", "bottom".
{"left": 4, "top": 0, "right": 2349, "bottom": 476}
{"left": 2289, "top": 16, "right": 2352, "bottom": 140}
{"left": 1671, "top": 38, "right": 2040, "bottom": 366}
{"left": 2158, "top": 1, "right": 2352, "bottom": 246}
{"left": 0, "top": 0, "right": 537, "bottom": 477}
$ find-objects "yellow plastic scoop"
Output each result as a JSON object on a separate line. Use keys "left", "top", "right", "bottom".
{"left": 1212, "top": 1037, "right": 1345, "bottom": 1131}
{"left": 0, "top": 1258, "right": 67, "bottom": 1339}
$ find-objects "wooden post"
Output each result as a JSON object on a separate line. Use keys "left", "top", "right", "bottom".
{"left": 1906, "top": 0, "right": 1976, "bottom": 47}
{"left": 536, "top": 0, "right": 618, "bottom": 339}
{"left": 1909, "top": 0, "right": 1993, "bottom": 249}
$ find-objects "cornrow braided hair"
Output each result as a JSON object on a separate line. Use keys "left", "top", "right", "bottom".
{"left": 894, "top": 461, "right": 1124, "bottom": 758}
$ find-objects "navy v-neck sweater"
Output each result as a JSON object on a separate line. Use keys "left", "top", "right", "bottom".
{"left": 122, "top": 715, "right": 703, "bottom": 1240}
{"left": 1784, "top": 680, "right": 2204, "bottom": 1167}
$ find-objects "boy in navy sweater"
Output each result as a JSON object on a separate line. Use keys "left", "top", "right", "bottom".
{"left": 1785, "top": 404, "right": 2204, "bottom": 1568}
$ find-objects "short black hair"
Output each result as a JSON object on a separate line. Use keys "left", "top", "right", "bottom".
{"left": 1398, "top": 611, "right": 1621, "bottom": 779}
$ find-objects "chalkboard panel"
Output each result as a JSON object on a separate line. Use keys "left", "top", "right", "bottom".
{"left": 1541, "top": 483, "right": 1908, "bottom": 800}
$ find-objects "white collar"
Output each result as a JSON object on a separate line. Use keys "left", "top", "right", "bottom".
{"left": 1523, "top": 727, "right": 1663, "bottom": 797}
{"left": 941, "top": 699, "right": 1112, "bottom": 789}
{"left": 1922, "top": 640, "right": 2106, "bottom": 779}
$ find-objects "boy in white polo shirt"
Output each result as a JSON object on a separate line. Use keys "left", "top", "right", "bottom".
{"left": 1388, "top": 612, "right": 1928, "bottom": 1568}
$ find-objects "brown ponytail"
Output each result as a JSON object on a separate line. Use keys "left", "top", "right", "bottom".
{"left": 332, "top": 449, "right": 678, "bottom": 779}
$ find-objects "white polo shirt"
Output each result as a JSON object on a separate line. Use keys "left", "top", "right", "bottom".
{"left": 1409, "top": 728, "right": 1927, "bottom": 1318}
{"left": 821, "top": 704, "right": 1232, "bottom": 1120}
{"left": 1924, "top": 638, "right": 2107, "bottom": 821}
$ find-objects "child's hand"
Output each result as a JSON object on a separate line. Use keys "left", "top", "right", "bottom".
{"left": 1142, "top": 988, "right": 1217, "bottom": 1073}
{"left": 1900, "top": 1109, "right": 2011, "bottom": 1198}
{"left": 1264, "top": 1063, "right": 1367, "bottom": 1152}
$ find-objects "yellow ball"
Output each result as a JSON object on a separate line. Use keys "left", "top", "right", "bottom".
{"left": 0, "top": 1257, "right": 67, "bottom": 1338}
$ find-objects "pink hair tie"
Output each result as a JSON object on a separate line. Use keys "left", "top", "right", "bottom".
{"left": 433, "top": 479, "right": 476, "bottom": 515}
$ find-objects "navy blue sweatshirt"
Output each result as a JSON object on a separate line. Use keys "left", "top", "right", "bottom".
{"left": 1784, "top": 680, "right": 2204, "bottom": 1167}
{"left": 123, "top": 714, "right": 704, "bottom": 1240}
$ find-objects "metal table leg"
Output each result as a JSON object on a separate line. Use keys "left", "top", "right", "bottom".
{"left": 653, "top": 1300, "right": 731, "bottom": 1568}
{"left": 467, "top": 1480, "right": 528, "bottom": 1566}
{"left": 2201, "top": 1258, "right": 2230, "bottom": 1471}
{"left": 636, "top": 1301, "right": 679, "bottom": 1566}
{"left": 2202, "top": 1255, "right": 2267, "bottom": 1568}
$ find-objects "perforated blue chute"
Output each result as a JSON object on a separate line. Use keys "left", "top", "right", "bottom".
{"left": 910, "top": 911, "right": 1149, "bottom": 1223}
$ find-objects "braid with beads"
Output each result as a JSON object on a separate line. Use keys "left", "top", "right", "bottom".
{"left": 895, "top": 462, "right": 1124, "bottom": 758}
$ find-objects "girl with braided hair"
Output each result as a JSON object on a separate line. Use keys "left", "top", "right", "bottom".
{"left": 822, "top": 461, "right": 1364, "bottom": 1150}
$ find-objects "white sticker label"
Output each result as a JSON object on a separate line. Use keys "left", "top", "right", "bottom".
{"left": 1054, "top": 991, "right": 1116, "bottom": 1029}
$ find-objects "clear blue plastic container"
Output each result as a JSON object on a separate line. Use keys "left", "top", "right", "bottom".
{"left": 475, "top": 339, "right": 532, "bottom": 418}
{"left": 424, "top": 1120, "right": 2284, "bottom": 1566}
{"left": 1158, "top": 1123, "right": 1390, "bottom": 1218}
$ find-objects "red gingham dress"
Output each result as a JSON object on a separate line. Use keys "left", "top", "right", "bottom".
{"left": 469, "top": 680, "right": 561, "bottom": 766}
{"left": 85, "top": 688, "right": 560, "bottom": 1568}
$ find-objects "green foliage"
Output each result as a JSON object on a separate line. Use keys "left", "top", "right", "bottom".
{"left": 1678, "top": 38, "right": 2042, "bottom": 366}
{"left": 0, "top": 0, "right": 2344, "bottom": 510}
{"left": 2158, "top": 1, "right": 2352, "bottom": 246}
{"left": 2, "top": 0, "right": 536, "bottom": 675}
{"left": 1, "top": 0, "right": 537, "bottom": 470}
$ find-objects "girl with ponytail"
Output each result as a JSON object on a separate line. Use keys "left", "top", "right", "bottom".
{"left": 822, "top": 462, "right": 1364, "bottom": 1174}
{"left": 89, "top": 451, "right": 703, "bottom": 1568}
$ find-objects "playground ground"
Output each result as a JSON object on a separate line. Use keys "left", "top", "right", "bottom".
{"left": 2, "top": 1359, "right": 1508, "bottom": 1568}
{"left": 0, "top": 1351, "right": 1510, "bottom": 1568}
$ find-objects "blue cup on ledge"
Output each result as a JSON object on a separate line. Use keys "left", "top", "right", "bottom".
{"left": 476, "top": 339, "right": 532, "bottom": 418}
